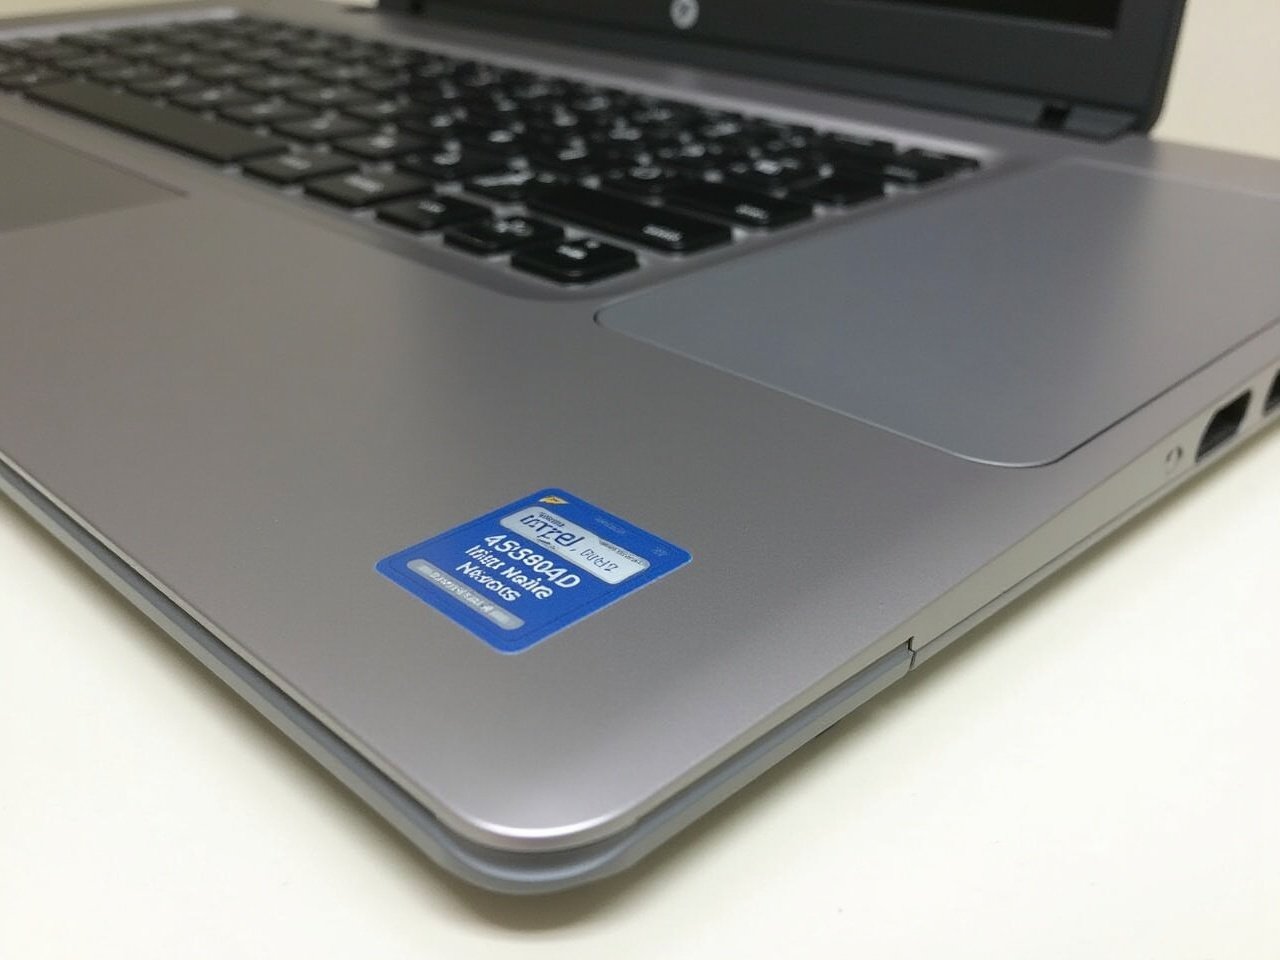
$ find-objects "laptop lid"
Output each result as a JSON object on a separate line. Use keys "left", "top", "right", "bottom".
{"left": 384, "top": 0, "right": 1186, "bottom": 136}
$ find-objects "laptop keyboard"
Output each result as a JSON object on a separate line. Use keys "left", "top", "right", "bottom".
{"left": 1, "top": 15, "right": 982, "bottom": 287}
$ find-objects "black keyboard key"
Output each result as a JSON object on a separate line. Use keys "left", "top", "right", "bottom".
{"left": 587, "top": 122, "right": 648, "bottom": 151}
{"left": 281, "top": 34, "right": 341, "bottom": 56}
{"left": 530, "top": 184, "right": 731, "bottom": 254}
{"left": 464, "top": 168, "right": 563, "bottom": 202}
{"left": 273, "top": 54, "right": 326, "bottom": 74}
{"left": 305, "top": 170, "right": 433, "bottom": 207}
{"left": 370, "top": 49, "right": 422, "bottom": 72}
{"left": 376, "top": 195, "right": 490, "bottom": 232}
{"left": 527, "top": 141, "right": 631, "bottom": 175}
{"left": 172, "top": 86, "right": 258, "bottom": 111}
{"left": 723, "top": 155, "right": 821, "bottom": 191}
{"left": 186, "top": 35, "right": 249, "bottom": 57}
{"left": 697, "top": 116, "right": 748, "bottom": 141}
{"left": 398, "top": 109, "right": 463, "bottom": 137}
{"left": 601, "top": 165, "right": 683, "bottom": 198}
{"left": 242, "top": 150, "right": 356, "bottom": 184}
{"left": 652, "top": 141, "right": 729, "bottom": 177}
{"left": 444, "top": 216, "right": 563, "bottom": 255}
{"left": 399, "top": 146, "right": 508, "bottom": 182}
{"left": 459, "top": 91, "right": 522, "bottom": 122}
{"left": 628, "top": 100, "right": 694, "bottom": 126}
{"left": 407, "top": 59, "right": 455, "bottom": 83}
{"left": 871, "top": 159, "right": 949, "bottom": 187}
{"left": 661, "top": 180, "right": 812, "bottom": 229}
{"left": 54, "top": 52, "right": 128, "bottom": 73}
{"left": 57, "top": 31, "right": 130, "bottom": 51}
{"left": 507, "top": 77, "right": 560, "bottom": 102}
{"left": 274, "top": 114, "right": 371, "bottom": 143}
{"left": 821, "top": 132, "right": 896, "bottom": 162}
{"left": 163, "top": 28, "right": 222, "bottom": 49}
{"left": 310, "top": 61, "right": 376, "bottom": 85}
{"left": 409, "top": 79, "right": 464, "bottom": 102}
{"left": 16, "top": 41, "right": 83, "bottom": 63}
{"left": 524, "top": 102, "right": 583, "bottom": 132}
{"left": 750, "top": 122, "right": 818, "bottom": 154}
{"left": 831, "top": 151, "right": 963, "bottom": 187}
{"left": 227, "top": 44, "right": 288, "bottom": 66}
{"left": 288, "top": 84, "right": 375, "bottom": 110}
{"left": 128, "top": 74, "right": 207, "bottom": 98}
{"left": 89, "top": 63, "right": 166, "bottom": 85}
{"left": 898, "top": 147, "right": 981, "bottom": 174}
{"left": 789, "top": 173, "right": 884, "bottom": 207}
{"left": 112, "top": 40, "right": 176, "bottom": 61}
{"left": 511, "top": 238, "right": 638, "bottom": 284}
{"left": 330, "top": 42, "right": 381, "bottom": 65}
{"left": 453, "top": 61, "right": 506, "bottom": 89}
{"left": 354, "top": 72, "right": 410, "bottom": 96}
{"left": 152, "top": 50, "right": 221, "bottom": 72}
{"left": 0, "top": 66, "right": 64, "bottom": 90}
{"left": 221, "top": 99, "right": 315, "bottom": 126}
{"left": 219, "top": 20, "right": 272, "bottom": 38}
{"left": 452, "top": 123, "right": 528, "bottom": 157}
{"left": 408, "top": 79, "right": 463, "bottom": 102}
{"left": 343, "top": 98, "right": 415, "bottom": 123}
{"left": 569, "top": 91, "right": 615, "bottom": 115}
{"left": 334, "top": 130, "right": 431, "bottom": 161}
{"left": 252, "top": 27, "right": 306, "bottom": 47}
{"left": 191, "top": 60, "right": 265, "bottom": 83}
{"left": 28, "top": 80, "right": 288, "bottom": 163}
{"left": 240, "top": 72, "right": 311, "bottom": 95}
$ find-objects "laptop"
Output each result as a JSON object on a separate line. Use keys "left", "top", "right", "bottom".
{"left": 2, "top": 0, "right": 1278, "bottom": 894}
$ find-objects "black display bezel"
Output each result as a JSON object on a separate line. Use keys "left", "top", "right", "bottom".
{"left": 422, "top": 0, "right": 1186, "bottom": 128}
{"left": 876, "top": 1, "right": 1120, "bottom": 30}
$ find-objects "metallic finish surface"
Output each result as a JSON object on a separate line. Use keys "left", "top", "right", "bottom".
{"left": 2, "top": 454, "right": 917, "bottom": 892}
{"left": 2, "top": 0, "right": 1280, "bottom": 886}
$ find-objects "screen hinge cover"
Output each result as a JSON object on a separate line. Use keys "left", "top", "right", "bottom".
{"left": 1033, "top": 100, "right": 1137, "bottom": 140}
{"left": 377, "top": 0, "right": 424, "bottom": 13}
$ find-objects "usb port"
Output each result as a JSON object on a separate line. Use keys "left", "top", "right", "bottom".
{"left": 1196, "top": 392, "right": 1251, "bottom": 462}
{"left": 1265, "top": 370, "right": 1280, "bottom": 415}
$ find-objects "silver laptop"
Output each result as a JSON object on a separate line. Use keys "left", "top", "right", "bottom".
{"left": 2, "top": 0, "right": 1278, "bottom": 893}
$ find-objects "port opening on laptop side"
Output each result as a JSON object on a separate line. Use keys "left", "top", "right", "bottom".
{"left": 1195, "top": 392, "right": 1251, "bottom": 462}
{"left": 1264, "top": 368, "right": 1280, "bottom": 415}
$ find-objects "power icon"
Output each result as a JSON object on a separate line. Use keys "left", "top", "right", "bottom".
{"left": 670, "top": 0, "right": 700, "bottom": 30}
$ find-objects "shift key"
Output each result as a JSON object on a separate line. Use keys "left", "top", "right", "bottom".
{"left": 530, "top": 184, "right": 730, "bottom": 254}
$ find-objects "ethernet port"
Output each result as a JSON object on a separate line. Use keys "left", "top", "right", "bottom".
{"left": 1196, "top": 392, "right": 1250, "bottom": 462}
{"left": 1266, "top": 369, "right": 1280, "bottom": 415}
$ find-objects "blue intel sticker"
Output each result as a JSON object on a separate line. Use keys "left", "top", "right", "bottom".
{"left": 376, "top": 489, "right": 691, "bottom": 653}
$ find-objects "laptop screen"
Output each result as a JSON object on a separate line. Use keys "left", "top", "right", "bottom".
{"left": 455, "top": 0, "right": 1131, "bottom": 39}
{"left": 435, "top": 0, "right": 1182, "bottom": 128}
{"left": 881, "top": 1, "right": 1121, "bottom": 29}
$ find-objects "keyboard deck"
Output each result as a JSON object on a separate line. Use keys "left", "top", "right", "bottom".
{"left": 1, "top": 14, "right": 983, "bottom": 287}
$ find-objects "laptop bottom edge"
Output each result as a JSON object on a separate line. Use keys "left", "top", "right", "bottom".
{"left": 0, "top": 454, "right": 914, "bottom": 894}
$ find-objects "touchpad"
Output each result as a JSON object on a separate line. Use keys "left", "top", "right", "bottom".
{"left": 0, "top": 120, "right": 176, "bottom": 233}
{"left": 598, "top": 161, "right": 1280, "bottom": 466}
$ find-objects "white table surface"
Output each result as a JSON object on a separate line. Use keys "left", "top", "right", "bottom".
{"left": 3, "top": 1, "right": 1279, "bottom": 957}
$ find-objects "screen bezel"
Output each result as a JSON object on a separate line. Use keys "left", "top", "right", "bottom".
{"left": 859, "top": 1, "right": 1122, "bottom": 30}
{"left": 424, "top": 0, "right": 1186, "bottom": 126}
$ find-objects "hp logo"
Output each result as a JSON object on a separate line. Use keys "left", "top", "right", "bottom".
{"left": 670, "top": 0, "right": 700, "bottom": 30}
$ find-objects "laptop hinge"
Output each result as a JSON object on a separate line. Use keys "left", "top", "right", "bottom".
{"left": 377, "top": 0, "right": 424, "bottom": 13}
{"left": 1034, "top": 100, "right": 1137, "bottom": 140}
